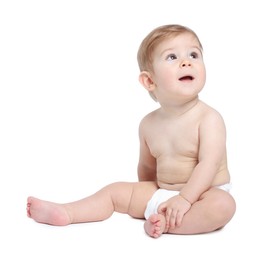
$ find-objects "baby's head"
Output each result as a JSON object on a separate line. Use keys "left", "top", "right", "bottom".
{"left": 137, "top": 24, "right": 202, "bottom": 73}
{"left": 137, "top": 24, "right": 203, "bottom": 101}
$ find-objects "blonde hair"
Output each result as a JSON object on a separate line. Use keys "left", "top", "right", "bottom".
{"left": 137, "top": 24, "right": 203, "bottom": 73}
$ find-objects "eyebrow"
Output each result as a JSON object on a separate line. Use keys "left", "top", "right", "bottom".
{"left": 192, "top": 46, "right": 203, "bottom": 55}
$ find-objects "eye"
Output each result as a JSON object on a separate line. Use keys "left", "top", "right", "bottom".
{"left": 166, "top": 53, "right": 177, "bottom": 61}
{"left": 189, "top": 51, "right": 199, "bottom": 59}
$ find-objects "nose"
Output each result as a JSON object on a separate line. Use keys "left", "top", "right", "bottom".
{"left": 180, "top": 59, "right": 191, "bottom": 68}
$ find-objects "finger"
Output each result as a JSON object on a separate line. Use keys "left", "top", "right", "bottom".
{"left": 157, "top": 203, "right": 166, "bottom": 214}
{"left": 176, "top": 212, "right": 183, "bottom": 227}
{"left": 165, "top": 208, "right": 172, "bottom": 228}
{"left": 169, "top": 209, "right": 178, "bottom": 228}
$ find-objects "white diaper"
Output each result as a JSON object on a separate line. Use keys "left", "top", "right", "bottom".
{"left": 144, "top": 183, "right": 232, "bottom": 219}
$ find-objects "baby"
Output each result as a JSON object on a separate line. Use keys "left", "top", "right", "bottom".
{"left": 27, "top": 24, "right": 236, "bottom": 238}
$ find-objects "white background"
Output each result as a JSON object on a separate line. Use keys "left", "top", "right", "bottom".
{"left": 1, "top": 0, "right": 265, "bottom": 259}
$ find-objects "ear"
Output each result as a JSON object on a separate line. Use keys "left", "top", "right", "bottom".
{"left": 138, "top": 71, "right": 156, "bottom": 92}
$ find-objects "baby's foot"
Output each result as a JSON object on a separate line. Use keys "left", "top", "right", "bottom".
{"left": 27, "top": 197, "right": 71, "bottom": 226}
{"left": 144, "top": 214, "right": 167, "bottom": 238}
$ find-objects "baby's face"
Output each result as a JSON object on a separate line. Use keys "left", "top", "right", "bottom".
{"left": 150, "top": 33, "right": 206, "bottom": 103}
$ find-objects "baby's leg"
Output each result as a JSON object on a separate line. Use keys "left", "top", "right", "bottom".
{"left": 167, "top": 188, "right": 236, "bottom": 234}
{"left": 27, "top": 182, "right": 136, "bottom": 225}
{"left": 144, "top": 214, "right": 167, "bottom": 238}
{"left": 27, "top": 181, "right": 158, "bottom": 226}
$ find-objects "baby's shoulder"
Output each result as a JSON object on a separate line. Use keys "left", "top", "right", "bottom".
{"left": 138, "top": 109, "right": 159, "bottom": 133}
{"left": 140, "top": 109, "right": 158, "bottom": 123}
{"left": 198, "top": 101, "right": 226, "bottom": 128}
{"left": 198, "top": 101, "right": 224, "bottom": 119}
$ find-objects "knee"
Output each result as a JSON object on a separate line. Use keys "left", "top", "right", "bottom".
{"left": 213, "top": 192, "right": 236, "bottom": 225}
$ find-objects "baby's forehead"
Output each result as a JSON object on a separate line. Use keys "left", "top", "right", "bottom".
{"left": 155, "top": 32, "right": 201, "bottom": 52}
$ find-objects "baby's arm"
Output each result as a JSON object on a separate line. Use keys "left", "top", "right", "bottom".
{"left": 180, "top": 109, "right": 227, "bottom": 203}
{"left": 158, "top": 109, "right": 227, "bottom": 228}
{"left": 137, "top": 118, "right": 157, "bottom": 181}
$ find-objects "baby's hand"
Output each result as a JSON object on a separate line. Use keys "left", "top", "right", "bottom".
{"left": 157, "top": 195, "right": 191, "bottom": 229}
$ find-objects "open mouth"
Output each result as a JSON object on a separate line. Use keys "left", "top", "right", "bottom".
{"left": 179, "top": 76, "right": 194, "bottom": 81}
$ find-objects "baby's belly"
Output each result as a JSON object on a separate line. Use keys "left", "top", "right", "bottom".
{"left": 156, "top": 157, "right": 230, "bottom": 191}
{"left": 156, "top": 158, "right": 196, "bottom": 187}
{"left": 157, "top": 181, "right": 186, "bottom": 191}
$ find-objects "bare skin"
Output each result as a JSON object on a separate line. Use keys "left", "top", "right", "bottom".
{"left": 27, "top": 28, "right": 236, "bottom": 238}
{"left": 27, "top": 181, "right": 235, "bottom": 237}
{"left": 27, "top": 197, "right": 72, "bottom": 226}
{"left": 144, "top": 214, "right": 167, "bottom": 238}
{"left": 27, "top": 181, "right": 159, "bottom": 226}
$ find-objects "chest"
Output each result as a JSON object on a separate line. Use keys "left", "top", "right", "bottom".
{"left": 145, "top": 119, "right": 199, "bottom": 158}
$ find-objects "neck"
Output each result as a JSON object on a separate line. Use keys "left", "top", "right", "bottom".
{"left": 159, "top": 96, "right": 199, "bottom": 117}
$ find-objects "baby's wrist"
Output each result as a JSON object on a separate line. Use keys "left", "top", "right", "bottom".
{"left": 179, "top": 193, "right": 192, "bottom": 205}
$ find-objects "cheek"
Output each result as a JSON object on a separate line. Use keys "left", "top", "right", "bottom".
{"left": 153, "top": 67, "right": 173, "bottom": 84}
{"left": 201, "top": 68, "right": 206, "bottom": 84}
{"left": 197, "top": 65, "right": 206, "bottom": 84}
